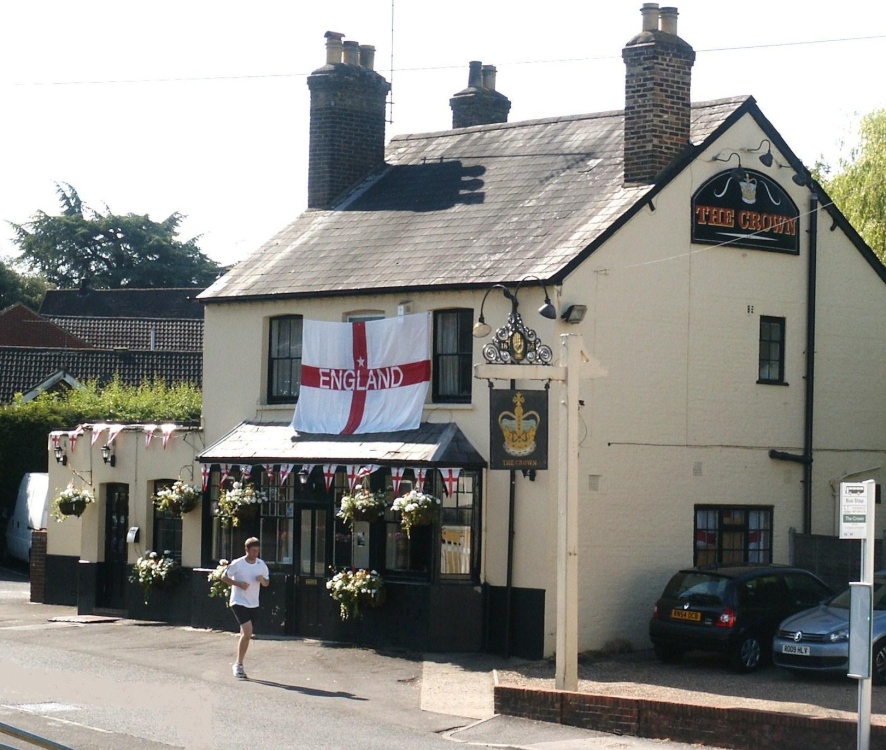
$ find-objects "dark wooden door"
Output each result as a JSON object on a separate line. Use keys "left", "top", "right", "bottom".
{"left": 295, "top": 504, "right": 328, "bottom": 637}
{"left": 99, "top": 483, "right": 129, "bottom": 610}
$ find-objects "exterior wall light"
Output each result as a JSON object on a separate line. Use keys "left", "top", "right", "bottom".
{"left": 561, "top": 304, "right": 588, "bottom": 324}
{"left": 101, "top": 444, "right": 116, "bottom": 467}
{"left": 54, "top": 445, "right": 67, "bottom": 465}
{"left": 748, "top": 139, "right": 774, "bottom": 167}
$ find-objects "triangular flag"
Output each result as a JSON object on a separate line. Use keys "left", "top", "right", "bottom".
{"left": 357, "top": 464, "right": 379, "bottom": 480}
{"left": 301, "top": 465, "right": 315, "bottom": 485}
{"left": 345, "top": 465, "right": 361, "bottom": 492}
{"left": 69, "top": 426, "right": 84, "bottom": 453}
{"left": 390, "top": 466, "right": 405, "bottom": 496}
{"left": 440, "top": 467, "right": 461, "bottom": 496}
{"left": 262, "top": 464, "right": 276, "bottom": 483}
{"left": 201, "top": 464, "right": 211, "bottom": 491}
{"left": 278, "top": 464, "right": 294, "bottom": 485}
{"left": 106, "top": 424, "right": 124, "bottom": 445}
{"left": 91, "top": 423, "right": 108, "bottom": 445}
{"left": 239, "top": 464, "right": 252, "bottom": 481}
{"left": 413, "top": 467, "right": 428, "bottom": 490}
{"left": 144, "top": 424, "right": 158, "bottom": 448}
{"left": 160, "top": 423, "right": 177, "bottom": 448}
{"left": 322, "top": 465, "right": 337, "bottom": 492}
{"left": 220, "top": 463, "right": 231, "bottom": 484}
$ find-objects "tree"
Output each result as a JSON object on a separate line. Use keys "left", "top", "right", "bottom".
{"left": 0, "top": 258, "right": 48, "bottom": 310}
{"left": 815, "top": 110, "right": 886, "bottom": 264}
{"left": 11, "top": 183, "right": 222, "bottom": 288}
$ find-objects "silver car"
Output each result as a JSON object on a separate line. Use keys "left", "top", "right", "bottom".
{"left": 772, "top": 574, "right": 886, "bottom": 683}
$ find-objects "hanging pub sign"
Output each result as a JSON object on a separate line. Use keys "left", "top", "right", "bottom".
{"left": 489, "top": 389, "right": 548, "bottom": 471}
{"left": 691, "top": 168, "right": 800, "bottom": 254}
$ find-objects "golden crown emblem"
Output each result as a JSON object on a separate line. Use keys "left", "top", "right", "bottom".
{"left": 498, "top": 392, "right": 539, "bottom": 457}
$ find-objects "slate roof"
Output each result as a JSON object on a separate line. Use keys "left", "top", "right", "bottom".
{"left": 40, "top": 288, "right": 205, "bottom": 319}
{"left": 199, "top": 421, "right": 486, "bottom": 468}
{"left": 44, "top": 317, "right": 203, "bottom": 351}
{"left": 0, "top": 347, "right": 202, "bottom": 403}
{"left": 200, "top": 97, "right": 750, "bottom": 302}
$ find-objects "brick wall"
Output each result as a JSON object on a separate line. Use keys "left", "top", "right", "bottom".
{"left": 495, "top": 686, "right": 886, "bottom": 749}
{"left": 30, "top": 529, "right": 46, "bottom": 603}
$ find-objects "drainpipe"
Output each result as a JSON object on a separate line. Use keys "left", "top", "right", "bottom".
{"left": 504, "top": 377, "right": 516, "bottom": 658}
{"left": 769, "top": 191, "right": 817, "bottom": 534}
{"left": 802, "top": 192, "right": 818, "bottom": 534}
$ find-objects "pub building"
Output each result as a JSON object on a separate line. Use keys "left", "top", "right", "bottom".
{"left": 41, "top": 6, "right": 886, "bottom": 659}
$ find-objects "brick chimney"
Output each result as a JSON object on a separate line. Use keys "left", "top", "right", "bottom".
{"left": 307, "top": 31, "right": 391, "bottom": 209}
{"left": 449, "top": 61, "right": 511, "bottom": 128}
{"left": 622, "top": 4, "right": 695, "bottom": 184}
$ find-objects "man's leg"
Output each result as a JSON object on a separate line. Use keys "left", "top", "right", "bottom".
{"left": 237, "top": 617, "right": 254, "bottom": 666}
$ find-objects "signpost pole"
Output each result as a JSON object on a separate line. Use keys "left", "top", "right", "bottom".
{"left": 841, "top": 479, "right": 876, "bottom": 750}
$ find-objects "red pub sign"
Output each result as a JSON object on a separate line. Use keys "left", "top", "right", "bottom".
{"left": 691, "top": 168, "right": 800, "bottom": 254}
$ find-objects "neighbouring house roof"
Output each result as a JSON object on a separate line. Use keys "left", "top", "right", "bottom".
{"left": 0, "top": 347, "right": 202, "bottom": 403}
{"left": 43, "top": 317, "right": 203, "bottom": 351}
{"left": 200, "top": 97, "right": 751, "bottom": 302}
{"left": 40, "top": 288, "right": 205, "bottom": 319}
{"left": 199, "top": 421, "right": 486, "bottom": 468}
{"left": 0, "top": 304, "right": 93, "bottom": 348}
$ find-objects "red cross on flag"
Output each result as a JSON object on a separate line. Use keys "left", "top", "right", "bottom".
{"left": 345, "top": 465, "right": 362, "bottom": 492}
{"left": 440, "top": 467, "right": 461, "bottom": 496}
{"left": 322, "top": 464, "right": 337, "bottom": 492}
{"left": 390, "top": 466, "right": 406, "bottom": 496}
{"left": 291, "top": 313, "right": 431, "bottom": 435}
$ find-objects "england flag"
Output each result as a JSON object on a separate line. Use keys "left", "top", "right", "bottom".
{"left": 291, "top": 313, "right": 431, "bottom": 435}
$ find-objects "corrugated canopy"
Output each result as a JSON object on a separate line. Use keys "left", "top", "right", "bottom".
{"left": 199, "top": 421, "right": 486, "bottom": 468}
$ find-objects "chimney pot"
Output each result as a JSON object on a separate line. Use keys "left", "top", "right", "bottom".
{"left": 342, "top": 40, "right": 360, "bottom": 65}
{"left": 324, "top": 31, "right": 344, "bottom": 65}
{"left": 468, "top": 60, "right": 483, "bottom": 88}
{"left": 640, "top": 3, "right": 660, "bottom": 31}
{"left": 359, "top": 44, "right": 376, "bottom": 71}
{"left": 481, "top": 64, "right": 497, "bottom": 91}
{"left": 659, "top": 7, "right": 679, "bottom": 35}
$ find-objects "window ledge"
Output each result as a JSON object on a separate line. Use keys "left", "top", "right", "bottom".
{"left": 427, "top": 402, "right": 474, "bottom": 410}
{"left": 756, "top": 380, "right": 789, "bottom": 386}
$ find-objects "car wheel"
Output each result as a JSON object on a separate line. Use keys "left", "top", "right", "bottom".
{"left": 653, "top": 644, "right": 683, "bottom": 663}
{"left": 873, "top": 640, "right": 886, "bottom": 686}
{"left": 731, "top": 634, "right": 764, "bottom": 672}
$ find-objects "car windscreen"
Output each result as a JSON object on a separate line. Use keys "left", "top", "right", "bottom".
{"left": 662, "top": 572, "right": 729, "bottom": 606}
{"left": 828, "top": 578, "right": 886, "bottom": 610}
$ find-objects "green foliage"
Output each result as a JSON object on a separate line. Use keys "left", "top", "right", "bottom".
{"left": 815, "top": 110, "right": 886, "bottom": 264}
{"left": 11, "top": 182, "right": 221, "bottom": 289}
{"left": 0, "top": 256, "right": 49, "bottom": 310}
{"left": 0, "top": 377, "right": 201, "bottom": 517}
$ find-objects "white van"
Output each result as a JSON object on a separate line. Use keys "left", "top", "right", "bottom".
{"left": 6, "top": 473, "right": 49, "bottom": 564}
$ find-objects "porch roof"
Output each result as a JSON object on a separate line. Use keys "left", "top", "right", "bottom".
{"left": 198, "top": 421, "right": 486, "bottom": 468}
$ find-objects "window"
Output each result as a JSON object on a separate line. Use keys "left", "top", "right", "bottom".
{"left": 758, "top": 316, "right": 785, "bottom": 384}
{"left": 694, "top": 506, "right": 773, "bottom": 566}
{"left": 433, "top": 309, "right": 473, "bottom": 403}
{"left": 268, "top": 316, "right": 303, "bottom": 403}
{"left": 440, "top": 471, "right": 479, "bottom": 577}
{"left": 153, "top": 479, "right": 183, "bottom": 562}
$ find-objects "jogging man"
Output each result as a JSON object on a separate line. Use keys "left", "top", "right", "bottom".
{"left": 221, "top": 537, "right": 270, "bottom": 678}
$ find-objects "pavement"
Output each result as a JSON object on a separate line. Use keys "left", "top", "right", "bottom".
{"left": 0, "top": 563, "right": 723, "bottom": 749}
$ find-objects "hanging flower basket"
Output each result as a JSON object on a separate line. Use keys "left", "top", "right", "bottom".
{"left": 326, "top": 568, "right": 386, "bottom": 621}
{"left": 337, "top": 488, "right": 388, "bottom": 528}
{"left": 216, "top": 481, "right": 265, "bottom": 527}
{"left": 152, "top": 480, "right": 201, "bottom": 516}
{"left": 207, "top": 559, "right": 230, "bottom": 604}
{"left": 391, "top": 490, "right": 441, "bottom": 537}
{"left": 130, "top": 550, "right": 179, "bottom": 604}
{"left": 51, "top": 484, "right": 95, "bottom": 522}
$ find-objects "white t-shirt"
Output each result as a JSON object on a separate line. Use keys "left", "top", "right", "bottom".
{"left": 226, "top": 555, "right": 270, "bottom": 608}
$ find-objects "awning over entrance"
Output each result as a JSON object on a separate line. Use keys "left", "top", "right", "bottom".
{"left": 198, "top": 421, "right": 486, "bottom": 468}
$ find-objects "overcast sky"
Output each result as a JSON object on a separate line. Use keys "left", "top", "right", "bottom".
{"left": 2, "top": 1, "right": 885, "bottom": 270}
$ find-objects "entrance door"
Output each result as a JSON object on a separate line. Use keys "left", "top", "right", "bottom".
{"left": 295, "top": 504, "right": 328, "bottom": 637}
{"left": 98, "top": 483, "right": 129, "bottom": 611}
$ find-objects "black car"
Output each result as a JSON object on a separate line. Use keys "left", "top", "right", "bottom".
{"left": 649, "top": 564, "right": 833, "bottom": 672}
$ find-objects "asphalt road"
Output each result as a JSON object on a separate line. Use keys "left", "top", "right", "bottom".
{"left": 0, "top": 564, "right": 729, "bottom": 749}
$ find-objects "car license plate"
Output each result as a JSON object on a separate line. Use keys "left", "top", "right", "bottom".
{"left": 781, "top": 643, "right": 810, "bottom": 656}
{"left": 670, "top": 608, "right": 701, "bottom": 622}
